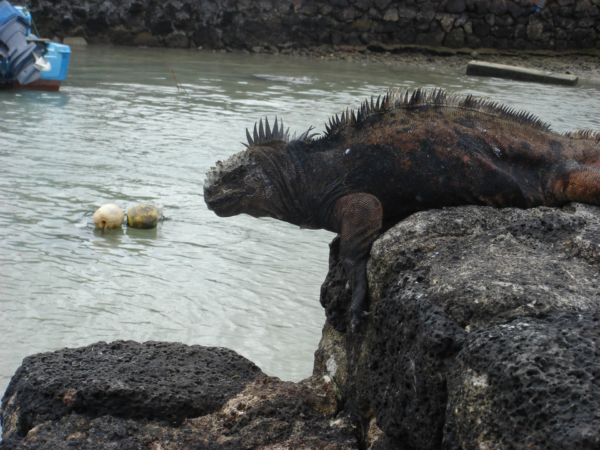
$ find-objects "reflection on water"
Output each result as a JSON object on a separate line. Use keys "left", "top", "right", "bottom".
{"left": 1, "top": 46, "right": 599, "bottom": 400}
{"left": 253, "top": 74, "right": 317, "bottom": 84}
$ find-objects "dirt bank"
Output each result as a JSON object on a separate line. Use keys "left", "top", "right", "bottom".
{"left": 219, "top": 43, "right": 600, "bottom": 83}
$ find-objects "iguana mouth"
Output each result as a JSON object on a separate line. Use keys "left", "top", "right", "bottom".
{"left": 204, "top": 192, "right": 244, "bottom": 213}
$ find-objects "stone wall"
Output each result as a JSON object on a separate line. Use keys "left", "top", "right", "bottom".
{"left": 23, "top": 0, "right": 600, "bottom": 52}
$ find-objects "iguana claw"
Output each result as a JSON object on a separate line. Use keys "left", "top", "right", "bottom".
{"left": 350, "top": 310, "right": 371, "bottom": 333}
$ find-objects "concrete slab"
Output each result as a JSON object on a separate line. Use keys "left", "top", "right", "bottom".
{"left": 466, "top": 60, "right": 578, "bottom": 86}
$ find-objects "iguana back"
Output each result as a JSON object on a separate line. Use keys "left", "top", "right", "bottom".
{"left": 304, "top": 88, "right": 600, "bottom": 217}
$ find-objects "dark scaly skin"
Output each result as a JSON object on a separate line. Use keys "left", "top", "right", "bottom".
{"left": 204, "top": 88, "right": 600, "bottom": 332}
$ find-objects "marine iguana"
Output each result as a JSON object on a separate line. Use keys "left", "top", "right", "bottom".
{"left": 204, "top": 88, "right": 600, "bottom": 331}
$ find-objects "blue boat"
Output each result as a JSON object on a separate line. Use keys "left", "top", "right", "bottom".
{"left": 0, "top": 1, "right": 70, "bottom": 91}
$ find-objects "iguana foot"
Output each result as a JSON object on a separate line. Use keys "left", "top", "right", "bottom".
{"left": 349, "top": 310, "right": 371, "bottom": 333}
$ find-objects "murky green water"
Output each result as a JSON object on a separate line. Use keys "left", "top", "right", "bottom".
{"left": 1, "top": 45, "right": 599, "bottom": 400}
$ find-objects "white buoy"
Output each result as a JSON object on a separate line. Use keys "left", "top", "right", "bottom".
{"left": 93, "top": 204, "right": 125, "bottom": 230}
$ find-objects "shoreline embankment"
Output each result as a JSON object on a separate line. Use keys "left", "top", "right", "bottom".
{"left": 25, "top": 0, "right": 600, "bottom": 54}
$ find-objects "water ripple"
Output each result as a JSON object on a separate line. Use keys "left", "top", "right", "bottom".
{"left": 1, "top": 46, "right": 599, "bottom": 401}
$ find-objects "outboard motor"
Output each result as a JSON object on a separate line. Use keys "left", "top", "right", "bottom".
{"left": 0, "top": 1, "right": 44, "bottom": 85}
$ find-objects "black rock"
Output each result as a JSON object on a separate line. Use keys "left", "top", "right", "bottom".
{"left": 488, "top": 0, "right": 508, "bottom": 15}
{"left": 444, "top": 312, "right": 600, "bottom": 449}
{"left": 1, "top": 341, "right": 264, "bottom": 438}
{"left": 443, "top": 27, "right": 465, "bottom": 47}
{"left": 1, "top": 375, "right": 354, "bottom": 450}
{"left": 506, "top": 1, "right": 523, "bottom": 19}
{"left": 475, "top": 0, "right": 488, "bottom": 14}
{"left": 318, "top": 203, "right": 600, "bottom": 449}
{"left": 445, "top": 0, "right": 466, "bottom": 13}
{"left": 473, "top": 19, "right": 491, "bottom": 36}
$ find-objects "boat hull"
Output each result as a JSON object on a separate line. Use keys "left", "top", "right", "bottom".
{"left": 14, "top": 78, "right": 60, "bottom": 90}
{"left": 0, "top": 77, "right": 60, "bottom": 90}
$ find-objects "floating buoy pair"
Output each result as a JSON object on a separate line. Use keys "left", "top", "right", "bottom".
{"left": 93, "top": 204, "right": 161, "bottom": 231}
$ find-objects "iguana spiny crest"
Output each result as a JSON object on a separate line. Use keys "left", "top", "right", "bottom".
{"left": 204, "top": 117, "right": 317, "bottom": 219}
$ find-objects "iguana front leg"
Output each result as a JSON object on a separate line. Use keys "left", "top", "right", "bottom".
{"left": 331, "top": 193, "right": 383, "bottom": 332}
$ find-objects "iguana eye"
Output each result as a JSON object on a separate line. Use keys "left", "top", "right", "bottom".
{"left": 225, "top": 169, "right": 247, "bottom": 183}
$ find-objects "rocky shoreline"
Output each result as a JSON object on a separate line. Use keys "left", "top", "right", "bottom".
{"left": 201, "top": 43, "right": 600, "bottom": 82}
{"left": 3, "top": 203, "right": 600, "bottom": 449}
{"left": 21, "top": 0, "right": 600, "bottom": 84}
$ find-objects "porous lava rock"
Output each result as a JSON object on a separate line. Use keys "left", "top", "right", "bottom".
{"left": 319, "top": 203, "right": 600, "bottom": 449}
{"left": 1, "top": 343, "right": 356, "bottom": 449}
{"left": 1, "top": 341, "right": 264, "bottom": 438}
{"left": 1, "top": 375, "right": 355, "bottom": 449}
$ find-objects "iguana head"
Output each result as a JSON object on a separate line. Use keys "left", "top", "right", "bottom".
{"left": 203, "top": 147, "right": 272, "bottom": 218}
{"left": 204, "top": 117, "right": 317, "bottom": 219}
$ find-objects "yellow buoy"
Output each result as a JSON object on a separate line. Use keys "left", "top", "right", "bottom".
{"left": 127, "top": 204, "right": 160, "bottom": 229}
{"left": 93, "top": 204, "right": 125, "bottom": 230}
